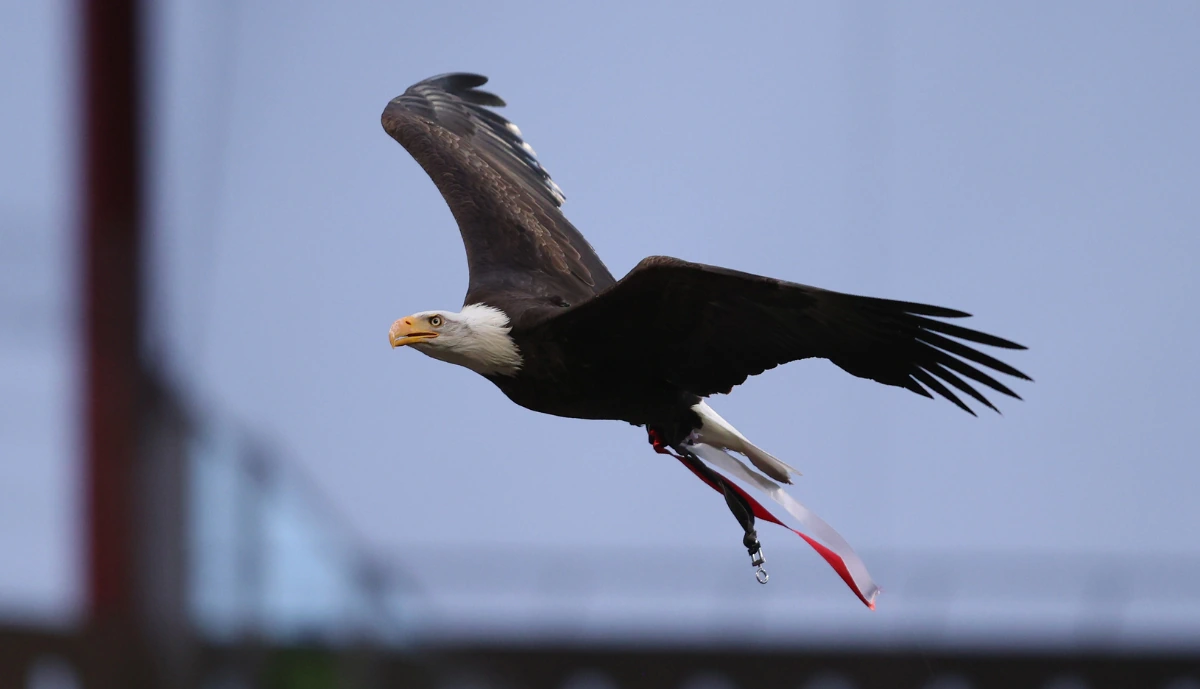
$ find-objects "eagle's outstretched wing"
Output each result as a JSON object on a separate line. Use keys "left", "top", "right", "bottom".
{"left": 382, "top": 73, "right": 615, "bottom": 307}
{"left": 536, "top": 256, "right": 1030, "bottom": 413}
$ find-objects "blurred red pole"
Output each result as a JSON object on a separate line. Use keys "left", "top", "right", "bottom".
{"left": 82, "top": 0, "right": 142, "bottom": 625}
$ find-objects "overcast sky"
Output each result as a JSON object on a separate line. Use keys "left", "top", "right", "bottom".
{"left": 4, "top": 0, "right": 1199, "bottom": 632}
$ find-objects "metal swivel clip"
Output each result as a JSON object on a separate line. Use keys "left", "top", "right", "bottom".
{"left": 750, "top": 546, "right": 769, "bottom": 584}
{"left": 744, "top": 534, "right": 769, "bottom": 584}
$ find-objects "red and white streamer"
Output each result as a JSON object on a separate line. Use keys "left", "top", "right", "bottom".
{"left": 683, "top": 443, "right": 880, "bottom": 609}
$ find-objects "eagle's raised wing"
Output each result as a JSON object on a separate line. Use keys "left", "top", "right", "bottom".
{"left": 536, "top": 256, "right": 1030, "bottom": 413}
{"left": 382, "top": 73, "right": 615, "bottom": 307}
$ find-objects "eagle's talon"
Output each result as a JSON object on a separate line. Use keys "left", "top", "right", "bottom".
{"left": 647, "top": 427, "right": 672, "bottom": 455}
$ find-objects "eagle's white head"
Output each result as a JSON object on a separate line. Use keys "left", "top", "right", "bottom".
{"left": 388, "top": 303, "right": 523, "bottom": 376}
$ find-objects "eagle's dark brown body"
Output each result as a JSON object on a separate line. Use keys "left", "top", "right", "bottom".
{"left": 489, "top": 331, "right": 705, "bottom": 445}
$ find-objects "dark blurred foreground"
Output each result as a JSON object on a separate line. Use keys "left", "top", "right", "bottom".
{"left": 2, "top": 626, "right": 1199, "bottom": 689}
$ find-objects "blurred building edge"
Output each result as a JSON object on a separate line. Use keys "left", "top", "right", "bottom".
{"left": 184, "top": 384, "right": 425, "bottom": 654}
{"left": 148, "top": 369, "right": 427, "bottom": 688}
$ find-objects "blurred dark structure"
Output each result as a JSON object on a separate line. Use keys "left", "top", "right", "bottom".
{"left": 4, "top": 629, "right": 1199, "bottom": 688}
{"left": 1, "top": 1, "right": 1198, "bottom": 688}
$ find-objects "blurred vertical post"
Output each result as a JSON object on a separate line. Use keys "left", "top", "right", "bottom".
{"left": 81, "top": 0, "right": 195, "bottom": 686}
{"left": 82, "top": 0, "right": 142, "bottom": 633}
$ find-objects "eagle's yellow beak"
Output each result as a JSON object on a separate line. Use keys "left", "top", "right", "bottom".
{"left": 389, "top": 317, "right": 439, "bottom": 348}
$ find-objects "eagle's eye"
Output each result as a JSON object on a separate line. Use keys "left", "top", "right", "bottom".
{"left": 429, "top": 315, "right": 443, "bottom": 327}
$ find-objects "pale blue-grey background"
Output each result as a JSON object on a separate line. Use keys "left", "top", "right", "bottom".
{"left": 3, "top": 0, "right": 1198, "bottom": 640}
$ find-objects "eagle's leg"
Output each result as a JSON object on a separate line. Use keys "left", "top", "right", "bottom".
{"left": 646, "top": 427, "right": 769, "bottom": 584}
{"left": 715, "top": 467, "right": 769, "bottom": 584}
{"left": 720, "top": 481, "right": 766, "bottom": 564}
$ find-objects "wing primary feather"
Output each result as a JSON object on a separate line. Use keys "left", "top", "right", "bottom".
{"left": 425, "top": 72, "right": 502, "bottom": 104}
{"left": 912, "top": 368, "right": 976, "bottom": 415}
{"left": 457, "top": 88, "right": 505, "bottom": 107}
{"left": 936, "top": 354, "right": 1024, "bottom": 400}
{"left": 903, "top": 377, "right": 935, "bottom": 399}
{"left": 918, "top": 330, "right": 1033, "bottom": 381}
{"left": 927, "top": 362, "right": 999, "bottom": 412}
{"left": 915, "top": 316, "right": 1027, "bottom": 350}
{"left": 861, "top": 297, "right": 971, "bottom": 319}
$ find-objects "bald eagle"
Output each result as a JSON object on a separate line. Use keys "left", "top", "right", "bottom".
{"left": 382, "top": 73, "right": 1029, "bottom": 607}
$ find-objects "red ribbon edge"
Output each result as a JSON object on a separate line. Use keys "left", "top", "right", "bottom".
{"left": 676, "top": 455, "right": 877, "bottom": 610}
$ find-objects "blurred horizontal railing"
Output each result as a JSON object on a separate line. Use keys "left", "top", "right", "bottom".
{"left": 392, "top": 544, "right": 1200, "bottom": 653}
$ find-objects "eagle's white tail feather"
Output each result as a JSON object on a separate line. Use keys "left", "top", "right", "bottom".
{"left": 690, "top": 402, "right": 799, "bottom": 483}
